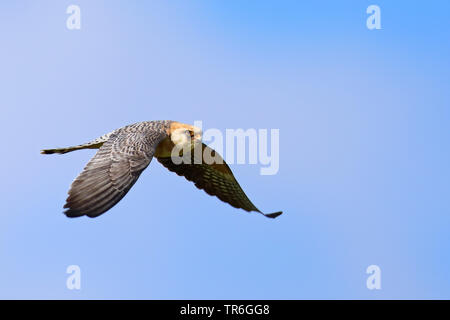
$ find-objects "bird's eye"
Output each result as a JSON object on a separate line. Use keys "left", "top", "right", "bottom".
{"left": 185, "top": 130, "right": 194, "bottom": 137}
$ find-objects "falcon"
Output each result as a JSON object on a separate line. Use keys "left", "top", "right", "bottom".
{"left": 41, "top": 120, "right": 282, "bottom": 219}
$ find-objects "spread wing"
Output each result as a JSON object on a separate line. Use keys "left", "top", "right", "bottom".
{"left": 64, "top": 129, "right": 167, "bottom": 218}
{"left": 157, "top": 143, "right": 282, "bottom": 218}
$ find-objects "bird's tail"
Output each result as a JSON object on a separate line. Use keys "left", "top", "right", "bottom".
{"left": 40, "top": 143, "right": 103, "bottom": 154}
{"left": 40, "top": 131, "right": 116, "bottom": 155}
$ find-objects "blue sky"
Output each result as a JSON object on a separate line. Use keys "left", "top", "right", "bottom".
{"left": 0, "top": 1, "right": 449, "bottom": 299}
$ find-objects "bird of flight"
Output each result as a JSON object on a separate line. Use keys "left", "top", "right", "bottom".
{"left": 41, "top": 120, "right": 282, "bottom": 219}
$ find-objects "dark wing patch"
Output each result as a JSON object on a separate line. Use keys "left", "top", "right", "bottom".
{"left": 64, "top": 129, "right": 166, "bottom": 218}
{"left": 157, "top": 143, "right": 282, "bottom": 218}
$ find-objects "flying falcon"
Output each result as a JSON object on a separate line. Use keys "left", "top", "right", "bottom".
{"left": 41, "top": 120, "right": 282, "bottom": 219}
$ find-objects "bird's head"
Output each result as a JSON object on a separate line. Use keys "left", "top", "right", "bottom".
{"left": 169, "top": 122, "right": 202, "bottom": 151}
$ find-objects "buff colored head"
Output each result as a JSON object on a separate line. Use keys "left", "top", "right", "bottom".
{"left": 169, "top": 122, "right": 202, "bottom": 149}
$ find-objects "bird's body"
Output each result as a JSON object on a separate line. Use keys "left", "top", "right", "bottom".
{"left": 41, "top": 120, "right": 282, "bottom": 219}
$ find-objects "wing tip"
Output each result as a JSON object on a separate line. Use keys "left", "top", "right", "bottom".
{"left": 63, "top": 202, "right": 86, "bottom": 218}
{"left": 63, "top": 202, "right": 107, "bottom": 218}
{"left": 263, "top": 211, "right": 283, "bottom": 219}
{"left": 63, "top": 208, "right": 84, "bottom": 218}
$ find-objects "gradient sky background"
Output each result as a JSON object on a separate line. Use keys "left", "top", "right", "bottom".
{"left": 1, "top": 1, "right": 449, "bottom": 299}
